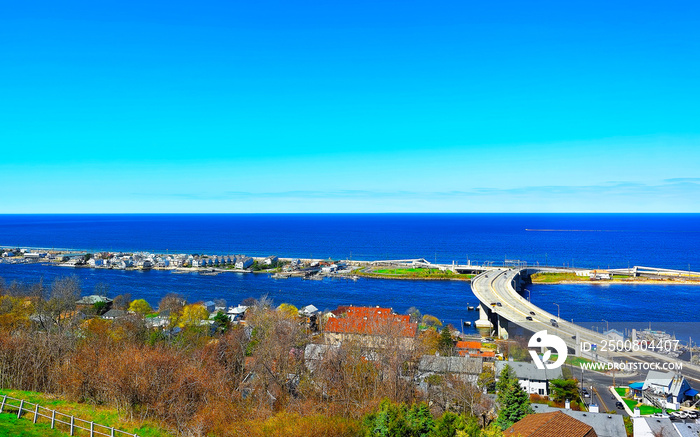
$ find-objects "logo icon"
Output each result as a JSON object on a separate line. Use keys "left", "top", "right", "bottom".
{"left": 528, "top": 330, "right": 567, "bottom": 369}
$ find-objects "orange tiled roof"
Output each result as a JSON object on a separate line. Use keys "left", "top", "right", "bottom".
{"left": 505, "top": 411, "right": 597, "bottom": 437}
{"left": 325, "top": 306, "right": 417, "bottom": 338}
{"left": 455, "top": 341, "right": 482, "bottom": 350}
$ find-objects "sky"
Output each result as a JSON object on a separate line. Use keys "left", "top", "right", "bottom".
{"left": 2, "top": 0, "right": 699, "bottom": 213}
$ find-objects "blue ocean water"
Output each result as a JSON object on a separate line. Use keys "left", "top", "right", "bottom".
{"left": 0, "top": 214, "right": 698, "bottom": 340}
{"left": 1, "top": 213, "right": 699, "bottom": 269}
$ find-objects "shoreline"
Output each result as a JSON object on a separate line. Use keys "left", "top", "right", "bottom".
{"left": 532, "top": 279, "right": 700, "bottom": 286}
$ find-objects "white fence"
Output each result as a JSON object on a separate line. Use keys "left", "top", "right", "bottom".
{"left": 0, "top": 394, "right": 139, "bottom": 437}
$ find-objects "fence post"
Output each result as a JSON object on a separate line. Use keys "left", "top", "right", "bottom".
{"left": 17, "top": 399, "right": 24, "bottom": 418}
{"left": 90, "top": 421, "right": 94, "bottom": 437}
{"left": 33, "top": 403, "right": 39, "bottom": 423}
{"left": 51, "top": 410, "right": 56, "bottom": 428}
{"left": 70, "top": 415, "right": 75, "bottom": 436}
{"left": 0, "top": 395, "right": 6, "bottom": 413}
{"left": 110, "top": 427, "right": 115, "bottom": 437}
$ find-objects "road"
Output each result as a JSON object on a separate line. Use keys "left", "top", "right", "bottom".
{"left": 471, "top": 268, "right": 700, "bottom": 388}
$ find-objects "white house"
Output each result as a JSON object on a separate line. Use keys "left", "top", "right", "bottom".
{"left": 495, "top": 361, "right": 563, "bottom": 397}
{"left": 235, "top": 256, "right": 254, "bottom": 269}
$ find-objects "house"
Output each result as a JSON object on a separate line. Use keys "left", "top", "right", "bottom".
{"left": 603, "top": 329, "right": 624, "bottom": 342}
{"left": 75, "top": 295, "right": 113, "bottom": 312}
{"left": 642, "top": 371, "right": 695, "bottom": 408}
{"left": 633, "top": 416, "right": 700, "bottom": 437}
{"left": 454, "top": 340, "right": 495, "bottom": 359}
{"left": 102, "top": 309, "right": 127, "bottom": 320}
{"left": 264, "top": 255, "right": 279, "bottom": 266}
{"left": 505, "top": 410, "right": 598, "bottom": 437}
{"left": 235, "top": 256, "right": 254, "bottom": 269}
{"left": 530, "top": 404, "right": 626, "bottom": 437}
{"left": 417, "top": 356, "right": 483, "bottom": 389}
{"left": 227, "top": 305, "right": 249, "bottom": 322}
{"left": 324, "top": 306, "right": 418, "bottom": 349}
{"left": 495, "top": 361, "right": 563, "bottom": 397}
{"left": 299, "top": 305, "right": 319, "bottom": 317}
{"left": 304, "top": 343, "right": 340, "bottom": 373}
{"left": 203, "top": 301, "right": 216, "bottom": 313}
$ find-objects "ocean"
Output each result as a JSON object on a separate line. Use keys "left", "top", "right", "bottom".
{"left": 0, "top": 214, "right": 698, "bottom": 340}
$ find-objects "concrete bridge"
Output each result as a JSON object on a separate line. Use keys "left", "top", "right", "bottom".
{"left": 470, "top": 268, "right": 607, "bottom": 357}
{"left": 470, "top": 268, "right": 700, "bottom": 380}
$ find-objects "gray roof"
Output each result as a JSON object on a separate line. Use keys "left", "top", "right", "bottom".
{"left": 102, "top": 309, "right": 127, "bottom": 319}
{"left": 496, "top": 361, "right": 563, "bottom": 382}
{"left": 76, "top": 295, "right": 113, "bottom": 305}
{"left": 673, "top": 419, "right": 700, "bottom": 437}
{"left": 418, "top": 356, "right": 483, "bottom": 374}
{"left": 642, "top": 417, "right": 677, "bottom": 437}
{"left": 530, "top": 404, "right": 626, "bottom": 437}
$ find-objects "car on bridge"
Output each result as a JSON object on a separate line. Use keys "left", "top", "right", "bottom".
{"left": 526, "top": 316, "right": 533, "bottom": 321}
{"left": 529, "top": 311, "right": 536, "bottom": 316}
{"left": 550, "top": 318, "right": 559, "bottom": 327}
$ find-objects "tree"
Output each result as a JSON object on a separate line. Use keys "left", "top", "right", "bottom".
{"left": 277, "top": 303, "right": 299, "bottom": 319}
{"left": 112, "top": 293, "right": 132, "bottom": 311}
{"left": 437, "top": 326, "right": 454, "bottom": 356}
{"left": 212, "top": 311, "right": 230, "bottom": 333}
{"left": 495, "top": 365, "right": 533, "bottom": 430}
{"left": 178, "top": 304, "right": 209, "bottom": 327}
{"left": 477, "top": 368, "right": 496, "bottom": 393}
{"left": 158, "top": 293, "right": 185, "bottom": 315}
{"left": 422, "top": 314, "right": 443, "bottom": 328}
{"left": 129, "top": 299, "right": 153, "bottom": 316}
{"left": 549, "top": 379, "right": 579, "bottom": 404}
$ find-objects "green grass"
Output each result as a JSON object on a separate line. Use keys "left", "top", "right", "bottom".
{"left": 0, "top": 390, "right": 172, "bottom": 437}
{"left": 369, "top": 268, "right": 473, "bottom": 280}
{"left": 621, "top": 397, "right": 674, "bottom": 415}
{"left": 550, "top": 354, "right": 595, "bottom": 367}
{"left": 530, "top": 272, "right": 588, "bottom": 283}
{"left": 615, "top": 387, "right": 627, "bottom": 397}
{"left": 0, "top": 412, "right": 66, "bottom": 437}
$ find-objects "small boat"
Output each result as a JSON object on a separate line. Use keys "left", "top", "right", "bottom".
{"left": 467, "top": 306, "right": 475, "bottom": 311}
{"left": 463, "top": 321, "right": 472, "bottom": 327}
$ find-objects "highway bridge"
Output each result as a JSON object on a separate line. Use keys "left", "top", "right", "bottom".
{"left": 471, "top": 268, "right": 700, "bottom": 384}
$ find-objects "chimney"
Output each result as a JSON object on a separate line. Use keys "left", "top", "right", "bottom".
{"left": 565, "top": 399, "right": 570, "bottom": 409}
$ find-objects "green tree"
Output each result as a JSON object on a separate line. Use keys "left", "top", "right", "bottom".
{"left": 495, "top": 365, "right": 533, "bottom": 430}
{"left": 437, "top": 326, "right": 454, "bottom": 356}
{"left": 212, "top": 311, "right": 230, "bottom": 333}
{"left": 549, "top": 379, "right": 579, "bottom": 404}
{"left": 128, "top": 299, "right": 152, "bottom": 315}
{"left": 432, "top": 411, "right": 477, "bottom": 437}
{"left": 477, "top": 368, "right": 496, "bottom": 393}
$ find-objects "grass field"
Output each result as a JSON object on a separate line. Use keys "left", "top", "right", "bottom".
{"left": 0, "top": 412, "right": 66, "bottom": 437}
{"left": 0, "top": 390, "right": 172, "bottom": 437}
{"left": 530, "top": 272, "right": 588, "bottom": 283}
{"left": 615, "top": 387, "right": 627, "bottom": 397}
{"left": 370, "top": 268, "right": 473, "bottom": 280}
{"left": 621, "top": 397, "right": 673, "bottom": 415}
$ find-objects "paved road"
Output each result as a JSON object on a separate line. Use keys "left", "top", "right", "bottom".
{"left": 472, "top": 268, "right": 700, "bottom": 387}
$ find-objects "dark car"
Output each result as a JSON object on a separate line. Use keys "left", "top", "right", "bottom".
{"left": 616, "top": 401, "right": 624, "bottom": 409}
{"left": 529, "top": 311, "right": 536, "bottom": 316}
{"left": 526, "top": 316, "right": 533, "bottom": 321}
{"left": 496, "top": 302, "right": 502, "bottom": 307}
{"left": 550, "top": 319, "right": 559, "bottom": 327}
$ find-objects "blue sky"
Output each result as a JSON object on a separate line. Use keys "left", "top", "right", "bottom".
{"left": 2, "top": 0, "right": 699, "bottom": 212}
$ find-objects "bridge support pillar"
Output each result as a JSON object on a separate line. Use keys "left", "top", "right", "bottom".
{"left": 496, "top": 315, "right": 509, "bottom": 339}
{"left": 475, "top": 303, "right": 493, "bottom": 334}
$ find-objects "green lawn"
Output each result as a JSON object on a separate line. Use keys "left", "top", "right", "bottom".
{"left": 0, "top": 412, "right": 66, "bottom": 437}
{"left": 615, "top": 387, "right": 627, "bottom": 397}
{"left": 621, "top": 397, "right": 674, "bottom": 415}
{"left": 369, "top": 268, "right": 473, "bottom": 280}
{"left": 0, "top": 390, "right": 172, "bottom": 437}
{"left": 530, "top": 272, "right": 589, "bottom": 283}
